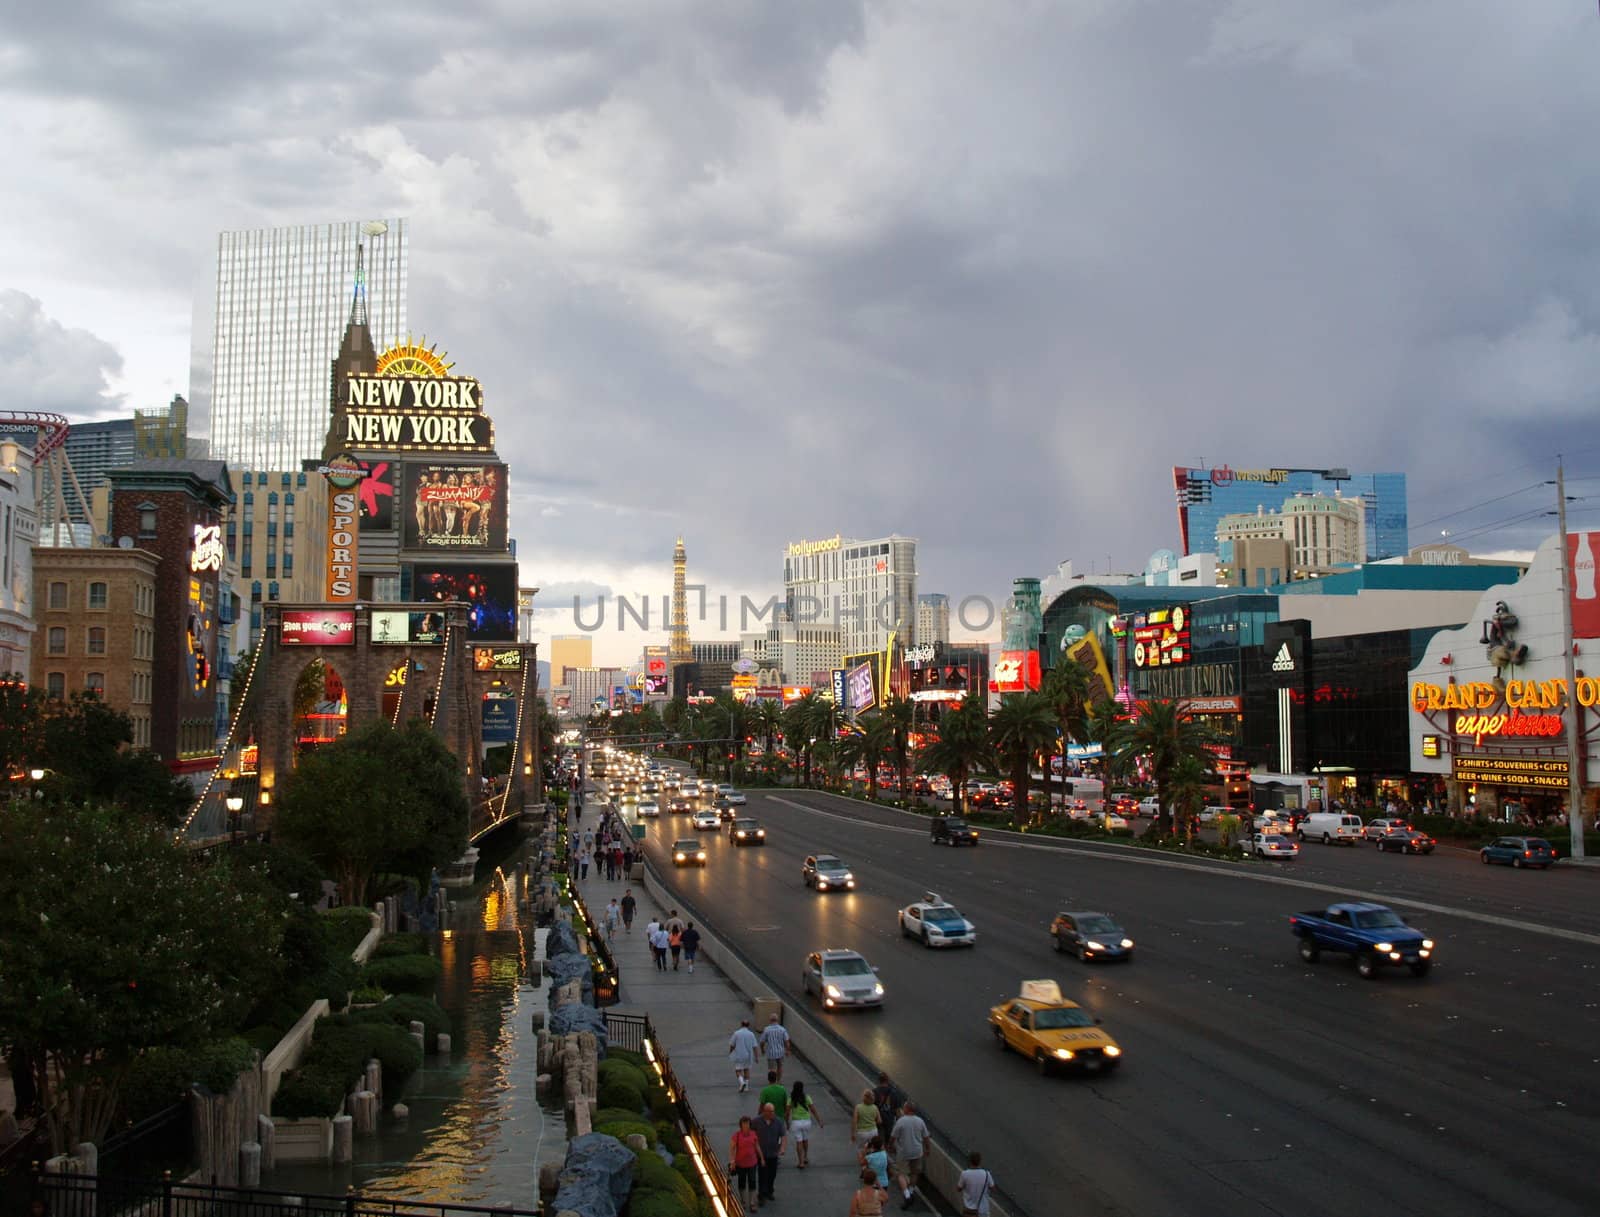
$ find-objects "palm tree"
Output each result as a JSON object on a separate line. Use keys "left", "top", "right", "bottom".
{"left": 989, "top": 692, "right": 1059, "bottom": 827}
{"left": 750, "top": 699, "right": 783, "bottom": 763}
{"left": 1086, "top": 698, "right": 1123, "bottom": 803}
{"left": 836, "top": 713, "right": 895, "bottom": 800}
{"left": 917, "top": 695, "right": 991, "bottom": 815}
{"left": 1039, "top": 659, "right": 1092, "bottom": 812}
{"left": 782, "top": 694, "right": 818, "bottom": 786}
{"left": 1108, "top": 700, "right": 1217, "bottom": 837}
{"left": 1167, "top": 754, "right": 1209, "bottom": 842}
{"left": 879, "top": 696, "right": 916, "bottom": 803}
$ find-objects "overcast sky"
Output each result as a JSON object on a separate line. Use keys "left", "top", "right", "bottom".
{"left": 5, "top": 1, "right": 1599, "bottom": 665}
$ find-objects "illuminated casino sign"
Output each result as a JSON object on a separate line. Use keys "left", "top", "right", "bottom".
{"left": 340, "top": 348, "right": 496, "bottom": 452}
{"left": 1131, "top": 605, "right": 1189, "bottom": 669}
{"left": 190, "top": 524, "right": 224, "bottom": 573}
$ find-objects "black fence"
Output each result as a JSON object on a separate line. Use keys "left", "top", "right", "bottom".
{"left": 98, "top": 1102, "right": 193, "bottom": 1181}
{"left": 30, "top": 1169, "right": 543, "bottom": 1217}
{"left": 603, "top": 1011, "right": 742, "bottom": 1217}
{"left": 568, "top": 881, "right": 620, "bottom": 1006}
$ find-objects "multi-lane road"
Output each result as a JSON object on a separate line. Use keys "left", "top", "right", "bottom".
{"left": 630, "top": 779, "right": 1600, "bottom": 1217}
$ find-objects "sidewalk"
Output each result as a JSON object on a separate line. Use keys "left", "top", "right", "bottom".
{"left": 571, "top": 795, "right": 874, "bottom": 1217}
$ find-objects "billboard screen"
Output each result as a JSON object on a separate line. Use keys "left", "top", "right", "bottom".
{"left": 403, "top": 463, "right": 508, "bottom": 551}
{"left": 473, "top": 647, "right": 523, "bottom": 671}
{"left": 991, "top": 649, "right": 1041, "bottom": 693}
{"left": 281, "top": 609, "right": 356, "bottom": 646}
{"left": 358, "top": 460, "right": 396, "bottom": 531}
{"left": 644, "top": 672, "right": 669, "bottom": 695}
{"left": 410, "top": 563, "right": 519, "bottom": 641}
{"left": 370, "top": 609, "right": 446, "bottom": 645}
{"left": 482, "top": 693, "right": 517, "bottom": 743}
{"left": 846, "top": 662, "right": 876, "bottom": 713}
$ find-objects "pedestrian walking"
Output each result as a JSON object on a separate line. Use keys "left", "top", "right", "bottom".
{"left": 758, "top": 1070, "right": 788, "bottom": 1121}
{"left": 728, "top": 1115, "right": 763, "bottom": 1211}
{"left": 582, "top": 828, "right": 594, "bottom": 853}
{"left": 851, "top": 1165, "right": 890, "bottom": 1217}
{"left": 889, "top": 1101, "right": 929, "bottom": 1210}
{"left": 758, "top": 1012, "right": 791, "bottom": 1080}
{"left": 681, "top": 922, "right": 701, "bottom": 973}
{"left": 604, "top": 898, "right": 621, "bottom": 942}
{"left": 860, "top": 1133, "right": 890, "bottom": 1190}
{"left": 668, "top": 924, "right": 684, "bottom": 970}
{"left": 752, "top": 1101, "right": 787, "bottom": 1207}
{"left": 873, "top": 1072, "right": 904, "bottom": 1140}
{"left": 620, "top": 889, "right": 636, "bottom": 933}
{"left": 728, "top": 1018, "right": 759, "bottom": 1091}
{"left": 853, "top": 1090, "right": 882, "bottom": 1151}
{"left": 650, "top": 923, "right": 670, "bottom": 971}
{"left": 956, "top": 1151, "right": 995, "bottom": 1217}
{"left": 665, "top": 908, "right": 685, "bottom": 935}
{"left": 644, "top": 916, "right": 660, "bottom": 946}
{"left": 579, "top": 847, "right": 591, "bottom": 881}
{"left": 788, "top": 1080, "right": 823, "bottom": 1168}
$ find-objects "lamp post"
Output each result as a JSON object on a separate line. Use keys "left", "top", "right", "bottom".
{"left": 225, "top": 794, "right": 244, "bottom": 844}
{"left": 28, "top": 767, "right": 45, "bottom": 801}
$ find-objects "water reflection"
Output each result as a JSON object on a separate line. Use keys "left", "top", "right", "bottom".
{"left": 267, "top": 904, "right": 564, "bottom": 1208}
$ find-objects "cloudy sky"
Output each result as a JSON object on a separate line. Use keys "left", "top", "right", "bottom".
{"left": 5, "top": 1, "right": 1600, "bottom": 664}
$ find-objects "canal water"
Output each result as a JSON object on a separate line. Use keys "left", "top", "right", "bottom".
{"left": 266, "top": 875, "right": 567, "bottom": 1209}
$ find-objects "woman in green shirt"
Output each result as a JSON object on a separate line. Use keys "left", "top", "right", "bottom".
{"left": 853, "top": 1087, "right": 881, "bottom": 1152}
{"left": 788, "top": 1080, "right": 824, "bottom": 1167}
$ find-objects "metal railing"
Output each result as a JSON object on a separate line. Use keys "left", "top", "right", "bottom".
{"left": 30, "top": 1169, "right": 543, "bottom": 1216}
{"left": 605, "top": 1011, "right": 742, "bottom": 1217}
{"left": 567, "top": 883, "right": 620, "bottom": 1005}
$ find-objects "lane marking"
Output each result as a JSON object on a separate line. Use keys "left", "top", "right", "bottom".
{"left": 766, "top": 796, "right": 1600, "bottom": 947}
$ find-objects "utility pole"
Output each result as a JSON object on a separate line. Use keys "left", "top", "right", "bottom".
{"left": 1554, "top": 457, "right": 1587, "bottom": 858}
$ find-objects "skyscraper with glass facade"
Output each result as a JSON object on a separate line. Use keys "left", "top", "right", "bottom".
{"left": 207, "top": 219, "right": 408, "bottom": 470}
{"left": 1173, "top": 467, "right": 1407, "bottom": 563}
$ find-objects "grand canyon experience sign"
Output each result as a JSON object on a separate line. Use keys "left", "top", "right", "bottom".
{"left": 341, "top": 374, "right": 496, "bottom": 453}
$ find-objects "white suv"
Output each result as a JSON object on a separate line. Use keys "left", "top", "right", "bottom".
{"left": 1137, "top": 797, "right": 1162, "bottom": 817}
{"left": 1298, "top": 811, "right": 1364, "bottom": 845}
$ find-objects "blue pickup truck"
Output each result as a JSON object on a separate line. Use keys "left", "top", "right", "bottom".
{"left": 1289, "top": 903, "right": 1435, "bottom": 978}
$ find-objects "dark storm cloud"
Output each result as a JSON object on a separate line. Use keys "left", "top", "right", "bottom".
{"left": 6, "top": 0, "right": 1600, "bottom": 635}
{"left": 0, "top": 292, "right": 124, "bottom": 417}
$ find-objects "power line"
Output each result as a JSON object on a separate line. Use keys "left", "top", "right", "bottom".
{"left": 1407, "top": 482, "right": 1546, "bottom": 535}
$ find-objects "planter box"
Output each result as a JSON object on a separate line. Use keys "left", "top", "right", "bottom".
{"left": 270, "top": 1116, "right": 332, "bottom": 1163}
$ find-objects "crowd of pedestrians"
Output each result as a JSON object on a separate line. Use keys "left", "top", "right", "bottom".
{"left": 567, "top": 817, "right": 637, "bottom": 883}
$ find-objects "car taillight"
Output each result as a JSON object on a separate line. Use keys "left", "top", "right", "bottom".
{"left": 1525, "top": 850, "right": 1531, "bottom": 857}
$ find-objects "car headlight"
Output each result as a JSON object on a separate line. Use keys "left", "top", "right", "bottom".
{"left": 1375, "top": 942, "right": 1393, "bottom": 953}
{"left": 1103, "top": 1045, "right": 1122, "bottom": 1057}
{"left": 1120, "top": 938, "right": 1134, "bottom": 949}
{"left": 674, "top": 852, "right": 685, "bottom": 860}
{"left": 825, "top": 984, "right": 842, "bottom": 999}
{"left": 1422, "top": 939, "right": 1434, "bottom": 950}
{"left": 1086, "top": 941, "right": 1107, "bottom": 952}
{"left": 873, "top": 983, "right": 884, "bottom": 996}
{"left": 1054, "top": 1048, "right": 1074, "bottom": 1060}
{"left": 816, "top": 879, "right": 829, "bottom": 888}
{"left": 927, "top": 926, "right": 943, "bottom": 936}
{"left": 756, "top": 831, "right": 765, "bottom": 838}
{"left": 846, "top": 880, "right": 856, "bottom": 889}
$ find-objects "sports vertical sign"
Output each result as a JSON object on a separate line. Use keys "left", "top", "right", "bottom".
{"left": 322, "top": 454, "right": 366, "bottom": 602}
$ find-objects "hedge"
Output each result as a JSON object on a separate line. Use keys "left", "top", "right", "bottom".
{"left": 597, "top": 1075, "right": 645, "bottom": 1115}
{"left": 121, "top": 1037, "right": 258, "bottom": 1123}
{"left": 359, "top": 953, "right": 443, "bottom": 996}
{"left": 371, "top": 932, "right": 430, "bottom": 959}
{"left": 594, "top": 1118, "right": 657, "bottom": 1147}
{"left": 634, "top": 1153, "right": 697, "bottom": 1210}
{"left": 348, "top": 994, "right": 452, "bottom": 1044}
{"left": 323, "top": 906, "right": 379, "bottom": 956}
{"left": 272, "top": 1017, "right": 424, "bottom": 1119}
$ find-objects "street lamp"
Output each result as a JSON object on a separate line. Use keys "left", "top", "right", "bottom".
{"left": 29, "top": 768, "right": 44, "bottom": 782}
{"left": 225, "top": 794, "right": 244, "bottom": 844}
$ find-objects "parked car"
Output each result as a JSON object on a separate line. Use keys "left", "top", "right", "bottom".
{"left": 1480, "top": 836, "right": 1557, "bottom": 869}
{"left": 802, "top": 949, "right": 883, "bottom": 1009}
{"left": 1099, "top": 811, "right": 1129, "bottom": 831}
{"left": 1051, "top": 911, "right": 1134, "bottom": 962}
{"left": 930, "top": 815, "right": 980, "bottom": 846}
{"left": 1289, "top": 903, "right": 1435, "bottom": 978}
{"left": 1298, "top": 811, "right": 1364, "bottom": 845}
{"left": 1376, "top": 828, "right": 1435, "bottom": 855}
{"left": 802, "top": 854, "right": 856, "bottom": 891}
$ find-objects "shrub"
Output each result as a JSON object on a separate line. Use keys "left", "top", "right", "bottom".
{"left": 274, "top": 1066, "right": 348, "bottom": 1119}
{"left": 598, "top": 1057, "right": 651, "bottom": 1094}
{"left": 593, "top": 1106, "right": 650, "bottom": 1129}
{"left": 245, "top": 1024, "right": 287, "bottom": 1056}
{"left": 634, "top": 1153, "right": 696, "bottom": 1208}
{"left": 360, "top": 1021, "right": 425, "bottom": 1093}
{"left": 121, "top": 1047, "right": 196, "bottom": 1123}
{"left": 371, "top": 932, "right": 430, "bottom": 959}
{"left": 194, "top": 1037, "right": 259, "bottom": 1092}
{"left": 594, "top": 1118, "right": 657, "bottom": 1147}
{"left": 359, "top": 953, "right": 443, "bottom": 997}
{"left": 324, "top": 906, "right": 379, "bottom": 956}
{"left": 320, "top": 957, "right": 360, "bottom": 1008}
{"left": 272, "top": 1015, "right": 424, "bottom": 1118}
{"left": 597, "top": 1075, "right": 645, "bottom": 1114}
{"left": 348, "top": 994, "right": 452, "bottom": 1044}
{"left": 351, "top": 984, "right": 387, "bottom": 1004}
{"left": 626, "top": 1192, "right": 696, "bottom": 1217}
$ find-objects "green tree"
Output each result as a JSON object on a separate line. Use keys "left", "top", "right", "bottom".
{"left": 836, "top": 713, "right": 894, "bottom": 800}
{"left": 750, "top": 699, "right": 783, "bottom": 762}
{"left": 275, "top": 718, "right": 469, "bottom": 904}
{"left": 1167, "top": 754, "right": 1210, "bottom": 842}
{"left": 1085, "top": 697, "right": 1125, "bottom": 808}
{"left": 989, "top": 691, "right": 1059, "bottom": 826}
{"left": 1039, "top": 660, "right": 1092, "bottom": 811}
{"left": 0, "top": 801, "right": 285, "bottom": 1153}
{"left": 880, "top": 696, "right": 916, "bottom": 803}
{"left": 781, "top": 694, "right": 824, "bottom": 787}
{"left": 917, "top": 696, "right": 992, "bottom": 815}
{"left": 228, "top": 647, "right": 259, "bottom": 722}
{"left": 31, "top": 693, "right": 191, "bottom": 824}
{"left": 0, "top": 674, "right": 44, "bottom": 779}
{"left": 1107, "top": 700, "right": 1217, "bottom": 837}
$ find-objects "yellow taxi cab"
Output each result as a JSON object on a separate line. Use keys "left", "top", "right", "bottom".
{"left": 987, "top": 980, "right": 1123, "bottom": 1076}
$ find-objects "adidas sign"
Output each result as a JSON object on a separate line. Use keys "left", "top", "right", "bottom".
{"left": 1271, "top": 643, "right": 1295, "bottom": 673}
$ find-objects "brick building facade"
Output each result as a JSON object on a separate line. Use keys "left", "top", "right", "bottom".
{"left": 30, "top": 547, "right": 159, "bottom": 746}
{"left": 105, "top": 460, "right": 235, "bottom": 761}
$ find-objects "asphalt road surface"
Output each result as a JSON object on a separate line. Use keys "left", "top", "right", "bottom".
{"left": 629, "top": 779, "right": 1600, "bottom": 1217}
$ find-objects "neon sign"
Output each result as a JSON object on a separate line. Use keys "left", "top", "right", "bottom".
{"left": 1411, "top": 678, "right": 1600, "bottom": 713}
{"left": 190, "top": 524, "right": 224, "bottom": 573}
